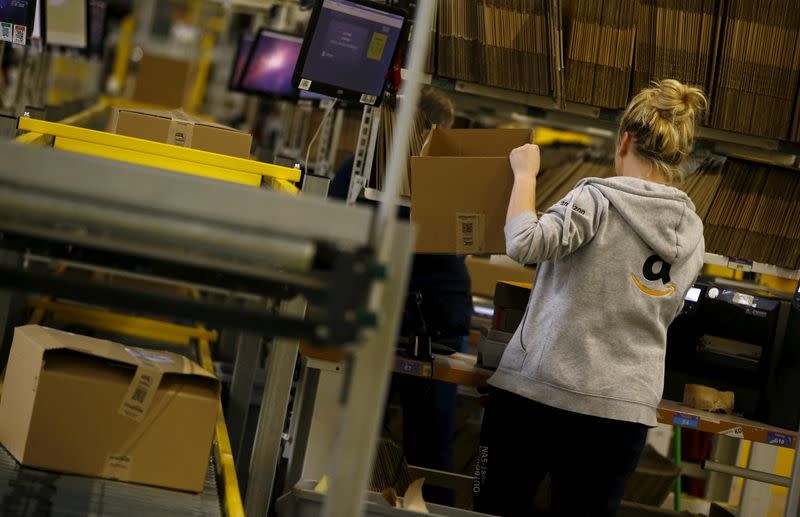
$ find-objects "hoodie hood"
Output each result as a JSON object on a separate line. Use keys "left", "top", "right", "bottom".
{"left": 577, "top": 176, "right": 702, "bottom": 263}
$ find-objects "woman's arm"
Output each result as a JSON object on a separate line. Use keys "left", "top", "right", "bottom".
{"left": 506, "top": 144, "right": 540, "bottom": 223}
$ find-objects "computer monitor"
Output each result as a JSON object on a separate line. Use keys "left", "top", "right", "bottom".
{"left": 87, "top": 0, "right": 106, "bottom": 56}
{"left": 228, "top": 32, "right": 255, "bottom": 92}
{"left": 45, "top": 0, "right": 87, "bottom": 49}
{"left": 240, "top": 29, "right": 303, "bottom": 99}
{"left": 0, "top": 0, "right": 37, "bottom": 45}
{"left": 293, "top": 0, "right": 406, "bottom": 106}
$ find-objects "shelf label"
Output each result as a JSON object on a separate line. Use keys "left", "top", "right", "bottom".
{"left": 767, "top": 432, "right": 793, "bottom": 448}
{"left": 395, "top": 357, "right": 424, "bottom": 376}
{"left": 727, "top": 257, "right": 754, "bottom": 272}
{"left": 720, "top": 427, "right": 744, "bottom": 438}
{"left": 673, "top": 413, "right": 700, "bottom": 428}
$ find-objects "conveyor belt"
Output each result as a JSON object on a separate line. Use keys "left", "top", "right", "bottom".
{"left": 0, "top": 445, "right": 223, "bottom": 517}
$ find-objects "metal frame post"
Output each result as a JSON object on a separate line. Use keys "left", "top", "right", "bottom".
{"left": 739, "top": 442, "right": 778, "bottom": 516}
{"left": 244, "top": 296, "right": 306, "bottom": 517}
{"left": 346, "top": 105, "right": 381, "bottom": 204}
{"left": 228, "top": 330, "right": 262, "bottom": 474}
{"left": 313, "top": 102, "right": 336, "bottom": 176}
{"left": 321, "top": 223, "right": 415, "bottom": 517}
{"left": 786, "top": 422, "right": 800, "bottom": 517}
{"left": 322, "top": 1, "right": 436, "bottom": 512}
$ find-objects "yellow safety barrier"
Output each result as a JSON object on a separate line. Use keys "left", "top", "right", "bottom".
{"left": 27, "top": 297, "right": 219, "bottom": 346}
{"left": 198, "top": 336, "right": 246, "bottom": 517}
{"left": 54, "top": 136, "right": 262, "bottom": 186}
{"left": 18, "top": 117, "right": 301, "bottom": 182}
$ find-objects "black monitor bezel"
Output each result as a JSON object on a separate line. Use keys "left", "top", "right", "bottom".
{"left": 228, "top": 31, "right": 256, "bottom": 93}
{"left": 292, "top": 0, "right": 407, "bottom": 108}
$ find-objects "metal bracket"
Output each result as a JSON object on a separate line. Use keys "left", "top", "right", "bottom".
{"left": 346, "top": 105, "right": 381, "bottom": 205}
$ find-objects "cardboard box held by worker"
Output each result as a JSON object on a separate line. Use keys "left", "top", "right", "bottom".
{"left": 0, "top": 325, "right": 220, "bottom": 493}
{"left": 110, "top": 107, "right": 253, "bottom": 159}
{"left": 410, "top": 128, "right": 534, "bottom": 254}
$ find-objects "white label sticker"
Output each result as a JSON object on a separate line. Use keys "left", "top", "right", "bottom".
{"left": 12, "top": 24, "right": 26, "bottom": 45}
{"left": 119, "top": 367, "right": 162, "bottom": 422}
{"left": 103, "top": 453, "right": 133, "bottom": 481}
{"left": 0, "top": 23, "right": 12, "bottom": 42}
{"left": 360, "top": 93, "right": 377, "bottom": 105}
{"left": 455, "top": 213, "right": 485, "bottom": 254}
{"left": 720, "top": 426, "right": 744, "bottom": 438}
{"left": 299, "top": 78, "right": 312, "bottom": 90}
{"left": 124, "top": 346, "right": 176, "bottom": 365}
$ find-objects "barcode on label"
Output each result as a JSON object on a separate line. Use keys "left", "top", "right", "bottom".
{"left": 461, "top": 222, "right": 474, "bottom": 246}
{"left": 360, "top": 93, "right": 377, "bottom": 105}
{"left": 12, "top": 24, "right": 25, "bottom": 45}
{"left": 119, "top": 369, "right": 159, "bottom": 421}
{"left": 455, "top": 213, "right": 484, "bottom": 254}
{"left": 132, "top": 388, "right": 147, "bottom": 403}
{"left": 299, "top": 78, "right": 312, "bottom": 90}
{"left": 0, "top": 23, "right": 12, "bottom": 42}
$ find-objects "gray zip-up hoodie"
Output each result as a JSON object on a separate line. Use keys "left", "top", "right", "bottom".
{"left": 488, "top": 176, "right": 705, "bottom": 426}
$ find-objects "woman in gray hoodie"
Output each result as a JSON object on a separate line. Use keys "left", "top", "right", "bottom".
{"left": 474, "top": 79, "right": 707, "bottom": 517}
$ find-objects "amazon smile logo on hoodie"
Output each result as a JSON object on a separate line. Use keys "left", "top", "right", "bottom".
{"left": 632, "top": 254, "right": 675, "bottom": 297}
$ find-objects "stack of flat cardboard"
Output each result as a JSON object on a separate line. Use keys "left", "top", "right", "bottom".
{"left": 632, "top": 0, "right": 721, "bottom": 105}
{"left": 482, "top": 0, "right": 551, "bottom": 96}
{"left": 562, "top": 0, "right": 639, "bottom": 109}
{"left": 535, "top": 149, "right": 614, "bottom": 210}
{"left": 437, "top": 0, "right": 485, "bottom": 83}
{"left": 709, "top": 0, "right": 800, "bottom": 139}
{"left": 684, "top": 158, "right": 800, "bottom": 269}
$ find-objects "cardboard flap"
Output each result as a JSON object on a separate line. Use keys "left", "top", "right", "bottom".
{"left": 423, "top": 128, "right": 533, "bottom": 157}
{"left": 17, "top": 326, "right": 215, "bottom": 380}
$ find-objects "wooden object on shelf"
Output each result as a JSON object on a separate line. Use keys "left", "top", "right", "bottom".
{"left": 709, "top": 0, "right": 800, "bottom": 140}
{"left": 683, "top": 384, "right": 735, "bottom": 415}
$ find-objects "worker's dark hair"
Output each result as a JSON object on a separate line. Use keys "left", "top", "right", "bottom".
{"left": 418, "top": 86, "right": 455, "bottom": 129}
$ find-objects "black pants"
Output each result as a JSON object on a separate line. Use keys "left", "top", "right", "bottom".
{"left": 473, "top": 388, "right": 648, "bottom": 517}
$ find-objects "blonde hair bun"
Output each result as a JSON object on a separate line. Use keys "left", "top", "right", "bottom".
{"left": 650, "top": 79, "right": 708, "bottom": 123}
{"left": 620, "top": 79, "right": 708, "bottom": 184}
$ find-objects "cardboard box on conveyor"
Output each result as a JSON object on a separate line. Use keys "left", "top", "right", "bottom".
{"left": 0, "top": 325, "right": 220, "bottom": 493}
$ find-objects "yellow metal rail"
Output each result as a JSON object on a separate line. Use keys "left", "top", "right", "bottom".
{"left": 17, "top": 117, "right": 301, "bottom": 182}
{"left": 27, "top": 297, "right": 219, "bottom": 346}
{"left": 198, "top": 336, "right": 246, "bottom": 517}
{"left": 54, "top": 136, "right": 262, "bottom": 187}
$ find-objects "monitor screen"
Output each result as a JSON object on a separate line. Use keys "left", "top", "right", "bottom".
{"left": 0, "top": 0, "right": 36, "bottom": 44}
{"left": 240, "top": 30, "right": 303, "bottom": 98}
{"left": 294, "top": 0, "right": 405, "bottom": 106}
{"left": 87, "top": 0, "right": 106, "bottom": 56}
{"left": 46, "top": 0, "right": 87, "bottom": 49}
{"left": 228, "top": 32, "right": 255, "bottom": 91}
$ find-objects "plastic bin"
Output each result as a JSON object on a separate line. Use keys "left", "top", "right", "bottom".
{"left": 276, "top": 480, "right": 498, "bottom": 517}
